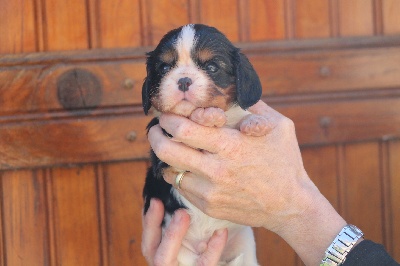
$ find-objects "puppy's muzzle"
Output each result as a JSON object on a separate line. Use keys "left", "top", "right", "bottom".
{"left": 178, "top": 77, "right": 192, "bottom": 92}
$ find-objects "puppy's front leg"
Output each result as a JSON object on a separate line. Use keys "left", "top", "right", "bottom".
{"left": 190, "top": 107, "right": 227, "bottom": 128}
{"left": 238, "top": 114, "right": 270, "bottom": 137}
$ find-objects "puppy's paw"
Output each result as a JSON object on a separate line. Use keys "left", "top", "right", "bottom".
{"left": 190, "top": 107, "right": 226, "bottom": 127}
{"left": 239, "top": 114, "right": 270, "bottom": 136}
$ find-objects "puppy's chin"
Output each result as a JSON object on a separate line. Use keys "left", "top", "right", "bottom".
{"left": 169, "top": 100, "right": 197, "bottom": 117}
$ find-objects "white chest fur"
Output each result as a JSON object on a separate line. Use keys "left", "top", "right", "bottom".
{"left": 164, "top": 106, "right": 259, "bottom": 266}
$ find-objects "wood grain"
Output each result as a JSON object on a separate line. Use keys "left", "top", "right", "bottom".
{"left": 247, "top": 0, "right": 286, "bottom": 41}
{"left": 1, "top": 170, "right": 49, "bottom": 266}
{"left": 144, "top": 0, "right": 190, "bottom": 45}
{"left": 43, "top": 0, "right": 89, "bottom": 51}
{"left": 0, "top": 113, "right": 151, "bottom": 169}
{"left": 1, "top": 37, "right": 400, "bottom": 115}
{"left": 301, "top": 146, "right": 339, "bottom": 210}
{"left": 294, "top": 0, "right": 331, "bottom": 38}
{"left": 338, "top": 0, "right": 374, "bottom": 37}
{"left": 0, "top": 0, "right": 37, "bottom": 54}
{"left": 50, "top": 166, "right": 101, "bottom": 265}
{"left": 382, "top": 0, "right": 400, "bottom": 35}
{"left": 103, "top": 161, "right": 147, "bottom": 265}
{"left": 94, "top": 0, "right": 142, "bottom": 48}
{"left": 254, "top": 228, "right": 297, "bottom": 266}
{"left": 341, "top": 142, "right": 383, "bottom": 243}
{"left": 198, "top": 0, "right": 239, "bottom": 41}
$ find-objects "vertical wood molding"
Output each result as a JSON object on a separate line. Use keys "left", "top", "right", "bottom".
{"left": 139, "top": 0, "right": 151, "bottom": 46}
{"left": 380, "top": 141, "right": 393, "bottom": 254}
{"left": 45, "top": 169, "right": 57, "bottom": 266}
{"left": 34, "top": 0, "right": 45, "bottom": 52}
{"left": 284, "top": 0, "right": 295, "bottom": 39}
{"left": 373, "top": 0, "right": 384, "bottom": 35}
{"left": 188, "top": 0, "right": 200, "bottom": 23}
{"left": 329, "top": 0, "right": 339, "bottom": 37}
{"left": 237, "top": 0, "right": 249, "bottom": 42}
{"left": 96, "top": 164, "right": 109, "bottom": 266}
{"left": 86, "top": 0, "right": 100, "bottom": 49}
{"left": 336, "top": 144, "right": 346, "bottom": 217}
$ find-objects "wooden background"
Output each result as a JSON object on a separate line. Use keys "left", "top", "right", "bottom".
{"left": 1, "top": 0, "right": 400, "bottom": 265}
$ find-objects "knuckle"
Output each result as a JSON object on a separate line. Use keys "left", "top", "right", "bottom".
{"left": 281, "top": 117, "right": 295, "bottom": 130}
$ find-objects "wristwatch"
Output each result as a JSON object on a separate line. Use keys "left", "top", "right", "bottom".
{"left": 320, "top": 224, "right": 364, "bottom": 266}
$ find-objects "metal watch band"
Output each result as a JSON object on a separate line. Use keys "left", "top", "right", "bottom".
{"left": 320, "top": 224, "right": 364, "bottom": 266}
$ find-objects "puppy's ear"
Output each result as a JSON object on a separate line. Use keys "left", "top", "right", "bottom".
{"left": 142, "top": 77, "right": 151, "bottom": 115}
{"left": 142, "top": 52, "right": 153, "bottom": 115}
{"left": 235, "top": 51, "right": 262, "bottom": 109}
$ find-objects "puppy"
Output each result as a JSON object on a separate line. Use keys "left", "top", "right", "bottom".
{"left": 142, "top": 24, "right": 267, "bottom": 266}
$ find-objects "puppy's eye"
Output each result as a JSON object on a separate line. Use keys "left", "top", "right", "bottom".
{"left": 205, "top": 63, "right": 219, "bottom": 73}
{"left": 159, "top": 64, "right": 172, "bottom": 74}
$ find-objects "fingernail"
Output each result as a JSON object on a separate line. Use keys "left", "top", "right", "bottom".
{"left": 172, "top": 210, "right": 183, "bottom": 223}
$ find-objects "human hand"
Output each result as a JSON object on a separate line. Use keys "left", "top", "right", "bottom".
{"left": 147, "top": 101, "right": 347, "bottom": 265}
{"left": 141, "top": 198, "right": 228, "bottom": 266}
{"left": 148, "top": 101, "right": 314, "bottom": 230}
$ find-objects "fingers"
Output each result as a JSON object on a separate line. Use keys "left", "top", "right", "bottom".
{"left": 148, "top": 124, "right": 214, "bottom": 175}
{"left": 158, "top": 113, "right": 241, "bottom": 154}
{"left": 197, "top": 229, "right": 228, "bottom": 266}
{"left": 154, "top": 209, "right": 191, "bottom": 265}
{"left": 141, "top": 199, "right": 164, "bottom": 263}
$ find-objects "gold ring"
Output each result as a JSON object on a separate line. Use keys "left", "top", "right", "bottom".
{"left": 175, "top": 171, "right": 187, "bottom": 190}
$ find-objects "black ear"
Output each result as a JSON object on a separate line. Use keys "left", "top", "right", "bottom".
{"left": 142, "top": 76, "right": 151, "bottom": 115}
{"left": 235, "top": 51, "right": 262, "bottom": 109}
{"left": 142, "top": 52, "right": 153, "bottom": 115}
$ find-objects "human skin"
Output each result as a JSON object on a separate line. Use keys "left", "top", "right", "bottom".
{"left": 144, "top": 101, "right": 348, "bottom": 265}
{"left": 141, "top": 198, "right": 228, "bottom": 266}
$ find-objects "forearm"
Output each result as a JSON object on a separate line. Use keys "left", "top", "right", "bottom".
{"left": 271, "top": 175, "right": 347, "bottom": 266}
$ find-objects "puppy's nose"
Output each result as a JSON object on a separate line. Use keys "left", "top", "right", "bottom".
{"left": 177, "top": 77, "right": 192, "bottom": 92}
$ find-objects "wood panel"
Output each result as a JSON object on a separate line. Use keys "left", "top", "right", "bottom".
{"left": 198, "top": 0, "right": 240, "bottom": 42}
{"left": 43, "top": 0, "right": 89, "bottom": 51}
{"left": 142, "top": 0, "right": 190, "bottom": 46}
{"left": 1, "top": 37, "right": 400, "bottom": 115}
{"left": 246, "top": 0, "right": 286, "bottom": 41}
{"left": 50, "top": 166, "right": 101, "bottom": 265}
{"left": 301, "top": 146, "right": 339, "bottom": 210}
{"left": 0, "top": 113, "right": 151, "bottom": 169}
{"left": 294, "top": 0, "right": 331, "bottom": 38}
{"left": 103, "top": 161, "right": 147, "bottom": 265}
{"left": 254, "top": 228, "right": 297, "bottom": 266}
{"left": 382, "top": 0, "right": 400, "bottom": 35}
{"left": 0, "top": 0, "right": 37, "bottom": 54}
{"left": 91, "top": 0, "right": 142, "bottom": 48}
{"left": 338, "top": 0, "right": 374, "bottom": 37}
{"left": 1, "top": 170, "right": 49, "bottom": 266}
{"left": 341, "top": 142, "right": 383, "bottom": 243}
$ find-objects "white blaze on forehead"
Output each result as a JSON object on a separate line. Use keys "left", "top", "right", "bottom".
{"left": 175, "top": 24, "right": 196, "bottom": 65}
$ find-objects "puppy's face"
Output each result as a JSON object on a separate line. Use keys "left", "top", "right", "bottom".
{"left": 143, "top": 24, "right": 262, "bottom": 117}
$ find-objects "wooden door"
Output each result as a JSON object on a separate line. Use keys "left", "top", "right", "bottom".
{"left": 1, "top": 1, "right": 399, "bottom": 265}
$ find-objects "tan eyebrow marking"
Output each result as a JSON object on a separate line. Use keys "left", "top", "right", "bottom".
{"left": 160, "top": 50, "right": 176, "bottom": 64}
{"left": 197, "top": 49, "right": 214, "bottom": 62}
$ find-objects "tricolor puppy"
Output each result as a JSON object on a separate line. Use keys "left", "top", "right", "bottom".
{"left": 143, "top": 24, "right": 267, "bottom": 265}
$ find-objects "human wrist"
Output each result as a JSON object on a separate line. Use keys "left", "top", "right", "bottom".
{"left": 272, "top": 177, "right": 347, "bottom": 266}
